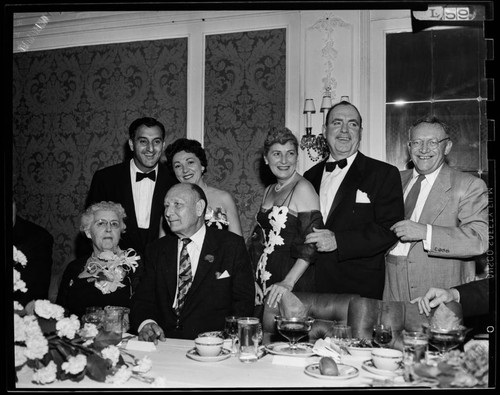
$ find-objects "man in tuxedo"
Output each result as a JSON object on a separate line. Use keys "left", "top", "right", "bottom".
{"left": 384, "top": 116, "right": 488, "bottom": 302}
{"left": 130, "top": 183, "right": 255, "bottom": 341}
{"left": 86, "top": 117, "right": 177, "bottom": 257}
{"left": 304, "top": 101, "right": 404, "bottom": 299}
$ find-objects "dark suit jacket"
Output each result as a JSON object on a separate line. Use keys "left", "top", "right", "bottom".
{"left": 304, "top": 152, "right": 404, "bottom": 299}
{"left": 130, "top": 227, "right": 255, "bottom": 339}
{"left": 455, "top": 277, "right": 493, "bottom": 337}
{"left": 86, "top": 161, "right": 177, "bottom": 256}
{"left": 13, "top": 216, "right": 54, "bottom": 305}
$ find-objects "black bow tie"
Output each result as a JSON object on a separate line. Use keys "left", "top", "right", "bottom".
{"left": 325, "top": 159, "right": 348, "bottom": 172}
{"left": 136, "top": 171, "right": 156, "bottom": 182}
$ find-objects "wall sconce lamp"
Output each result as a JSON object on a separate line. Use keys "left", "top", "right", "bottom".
{"left": 300, "top": 93, "right": 332, "bottom": 161}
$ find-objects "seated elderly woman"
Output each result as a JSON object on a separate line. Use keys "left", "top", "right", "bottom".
{"left": 56, "top": 201, "right": 141, "bottom": 318}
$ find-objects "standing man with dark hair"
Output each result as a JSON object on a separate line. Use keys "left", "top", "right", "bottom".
{"left": 304, "top": 101, "right": 404, "bottom": 299}
{"left": 86, "top": 117, "right": 177, "bottom": 257}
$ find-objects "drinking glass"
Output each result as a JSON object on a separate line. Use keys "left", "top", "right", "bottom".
{"left": 402, "top": 330, "right": 428, "bottom": 382}
{"left": 275, "top": 316, "right": 314, "bottom": 354}
{"left": 225, "top": 316, "right": 239, "bottom": 355}
{"left": 82, "top": 307, "right": 105, "bottom": 330}
{"left": 372, "top": 324, "right": 393, "bottom": 348}
{"left": 237, "top": 317, "right": 260, "bottom": 363}
{"left": 425, "top": 325, "right": 467, "bottom": 357}
{"left": 331, "top": 324, "right": 352, "bottom": 347}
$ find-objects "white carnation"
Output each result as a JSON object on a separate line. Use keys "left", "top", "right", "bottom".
{"left": 32, "top": 361, "right": 57, "bottom": 384}
{"left": 56, "top": 315, "right": 80, "bottom": 339}
{"left": 34, "top": 300, "right": 65, "bottom": 320}
{"left": 132, "top": 356, "right": 152, "bottom": 373}
{"left": 62, "top": 354, "right": 87, "bottom": 375}
{"left": 15, "top": 345, "right": 27, "bottom": 367}
{"left": 102, "top": 345, "right": 120, "bottom": 366}
{"left": 13, "top": 246, "right": 28, "bottom": 266}
{"left": 13, "top": 269, "right": 27, "bottom": 293}
{"left": 105, "top": 365, "right": 132, "bottom": 384}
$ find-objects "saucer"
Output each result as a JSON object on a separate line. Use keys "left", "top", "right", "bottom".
{"left": 186, "top": 347, "right": 231, "bottom": 362}
{"left": 265, "top": 342, "right": 316, "bottom": 357}
{"left": 304, "top": 363, "right": 359, "bottom": 380}
{"left": 362, "top": 360, "right": 403, "bottom": 377}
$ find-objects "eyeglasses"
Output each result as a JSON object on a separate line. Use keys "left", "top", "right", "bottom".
{"left": 94, "top": 219, "right": 121, "bottom": 229}
{"left": 408, "top": 137, "right": 450, "bottom": 150}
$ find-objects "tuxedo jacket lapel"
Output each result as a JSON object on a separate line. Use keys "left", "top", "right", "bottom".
{"left": 120, "top": 163, "right": 139, "bottom": 229}
{"left": 309, "top": 161, "right": 326, "bottom": 194}
{"left": 325, "top": 153, "right": 363, "bottom": 228}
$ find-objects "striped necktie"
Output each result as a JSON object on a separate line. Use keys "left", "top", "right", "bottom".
{"left": 175, "top": 238, "right": 192, "bottom": 316}
{"left": 404, "top": 174, "right": 426, "bottom": 219}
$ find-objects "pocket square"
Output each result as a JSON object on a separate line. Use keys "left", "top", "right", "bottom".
{"left": 355, "top": 189, "right": 371, "bottom": 203}
{"left": 216, "top": 270, "right": 230, "bottom": 279}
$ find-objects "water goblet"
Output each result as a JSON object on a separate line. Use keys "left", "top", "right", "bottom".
{"left": 425, "top": 324, "right": 467, "bottom": 358}
{"left": 372, "top": 324, "right": 393, "bottom": 348}
{"left": 275, "top": 316, "right": 314, "bottom": 354}
{"left": 331, "top": 324, "right": 352, "bottom": 348}
{"left": 225, "top": 315, "right": 239, "bottom": 355}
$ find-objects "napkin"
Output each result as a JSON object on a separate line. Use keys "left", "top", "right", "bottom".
{"left": 312, "top": 337, "right": 342, "bottom": 362}
{"left": 125, "top": 339, "right": 157, "bottom": 352}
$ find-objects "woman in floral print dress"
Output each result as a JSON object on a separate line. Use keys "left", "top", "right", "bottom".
{"left": 253, "top": 128, "right": 323, "bottom": 309}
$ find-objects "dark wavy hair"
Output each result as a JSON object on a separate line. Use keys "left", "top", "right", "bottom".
{"left": 128, "top": 117, "right": 166, "bottom": 140}
{"left": 164, "top": 138, "right": 208, "bottom": 175}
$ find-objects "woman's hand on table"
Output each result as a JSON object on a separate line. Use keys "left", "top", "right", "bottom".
{"left": 265, "top": 282, "right": 292, "bottom": 308}
{"left": 138, "top": 322, "right": 166, "bottom": 344}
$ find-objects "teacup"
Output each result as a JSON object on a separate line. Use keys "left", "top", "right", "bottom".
{"left": 371, "top": 348, "right": 403, "bottom": 371}
{"left": 194, "top": 336, "right": 224, "bottom": 357}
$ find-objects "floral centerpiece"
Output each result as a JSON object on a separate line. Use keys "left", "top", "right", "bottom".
{"left": 13, "top": 246, "right": 164, "bottom": 386}
{"left": 78, "top": 248, "right": 139, "bottom": 294}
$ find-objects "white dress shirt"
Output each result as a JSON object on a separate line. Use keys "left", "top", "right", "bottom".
{"left": 390, "top": 165, "right": 443, "bottom": 256}
{"left": 130, "top": 159, "right": 157, "bottom": 229}
{"left": 320, "top": 152, "right": 358, "bottom": 224}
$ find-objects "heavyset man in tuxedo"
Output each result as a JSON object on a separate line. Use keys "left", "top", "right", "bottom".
{"left": 86, "top": 117, "right": 177, "bottom": 257}
{"left": 304, "top": 101, "right": 404, "bottom": 299}
{"left": 130, "top": 183, "right": 255, "bottom": 340}
{"left": 384, "top": 117, "right": 488, "bottom": 302}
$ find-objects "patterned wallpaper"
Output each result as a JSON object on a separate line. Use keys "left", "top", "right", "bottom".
{"left": 12, "top": 38, "right": 188, "bottom": 301}
{"left": 204, "top": 29, "right": 286, "bottom": 239}
{"left": 12, "top": 28, "right": 286, "bottom": 302}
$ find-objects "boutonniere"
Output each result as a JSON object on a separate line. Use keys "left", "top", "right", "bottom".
{"left": 204, "top": 254, "right": 214, "bottom": 263}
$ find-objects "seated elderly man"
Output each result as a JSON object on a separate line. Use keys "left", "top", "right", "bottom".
{"left": 130, "top": 183, "right": 255, "bottom": 341}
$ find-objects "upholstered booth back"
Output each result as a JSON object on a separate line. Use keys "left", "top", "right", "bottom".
{"left": 262, "top": 292, "right": 463, "bottom": 348}
{"left": 262, "top": 292, "right": 360, "bottom": 343}
{"left": 347, "top": 296, "right": 463, "bottom": 350}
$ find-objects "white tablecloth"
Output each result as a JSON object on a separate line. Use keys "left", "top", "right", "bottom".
{"left": 16, "top": 338, "right": 407, "bottom": 389}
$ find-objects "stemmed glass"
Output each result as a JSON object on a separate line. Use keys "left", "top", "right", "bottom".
{"left": 372, "top": 324, "right": 393, "bottom": 348}
{"left": 425, "top": 325, "right": 467, "bottom": 357}
{"left": 331, "top": 324, "right": 352, "bottom": 347}
{"left": 275, "top": 316, "right": 314, "bottom": 354}
{"left": 225, "top": 316, "right": 239, "bottom": 355}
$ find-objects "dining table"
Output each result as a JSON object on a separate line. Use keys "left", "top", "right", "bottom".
{"left": 15, "top": 337, "right": 425, "bottom": 390}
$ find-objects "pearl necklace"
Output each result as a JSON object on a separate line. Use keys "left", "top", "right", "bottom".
{"left": 274, "top": 171, "right": 297, "bottom": 193}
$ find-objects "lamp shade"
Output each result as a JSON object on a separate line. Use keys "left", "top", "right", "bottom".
{"left": 320, "top": 95, "right": 333, "bottom": 112}
{"left": 303, "top": 99, "right": 316, "bottom": 113}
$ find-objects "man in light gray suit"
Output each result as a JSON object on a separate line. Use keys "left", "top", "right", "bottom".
{"left": 383, "top": 116, "right": 488, "bottom": 302}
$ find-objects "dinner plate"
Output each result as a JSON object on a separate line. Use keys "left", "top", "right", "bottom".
{"left": 304, "top": 363, "right": 359, "bottom": 380}
{"left": 265, "top": 342, "right": 316, "bottom": 357}
{"left": 186, "top": 347, "right": 231, "bottom": 362}
{"left": 362, "top": 360, "right": 403, "bottom": 377}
